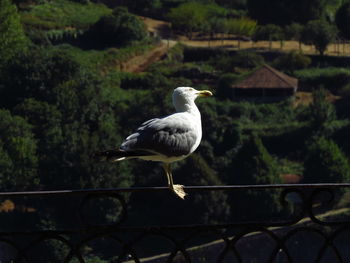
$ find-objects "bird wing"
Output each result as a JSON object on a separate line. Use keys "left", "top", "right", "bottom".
{"left": 120, "top": 113, "right": 199, "bottom": 157}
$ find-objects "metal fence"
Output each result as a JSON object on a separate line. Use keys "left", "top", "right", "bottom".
{"left": 0, "top": 183, "right": 350, "bottom": 263}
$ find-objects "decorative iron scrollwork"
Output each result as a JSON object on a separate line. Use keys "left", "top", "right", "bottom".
{"left": 0, "top": 183, "right": 348, "bottom": 262}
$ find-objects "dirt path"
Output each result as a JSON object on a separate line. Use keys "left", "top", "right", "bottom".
{"left": 119, "top": 17, "right": 174, "bottom": 73}
{"left": 120, "top": 16, "right": 350, "bottom": 74}
{"left": 120, "top": 40, "right": 175, "bottom": 73}
{"left": 140, "top": 16, "right": 350, "bottom": 57}
{"left": 183, "top": 39, "right": 350, "bottom": 56}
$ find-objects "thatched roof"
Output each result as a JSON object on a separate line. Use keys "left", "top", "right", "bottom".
{"left": 232, "top": 65, "right": 298, "bottom": 89}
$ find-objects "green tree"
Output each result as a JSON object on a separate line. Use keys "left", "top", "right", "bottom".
{"left": 309, "top": 88, "right": 337, "bottom": 133}
{"left": 228, "top": 135, "right": 282, "bottom": 219}
{"left": 0, "top": 109, "right": 38, "bottom": 190}
{"left": 301, "top": 20, "right": 337, "bottom": 56}
{"left": 225, "top": 18, "right": 257, "bottom": 37}
{"left": 177, "top": 154, "right": 230, "bottom": 224}
{"left": 247, "top": 0, "right": 327, "bottom": 25}
{"left": 216, "top": 0, "right": 247, "bottom": 9}
{"left": 13, "top": 99, "right": 64, "bottom": 187}
{"left": 85, "top": 7, "right": 147, "bottom": 48}
{"left": 304, "top": 136, "right": 350, "bottom": 183}
{"left": 115, "top": 0, "right": 162, "bottom": 17}
{"left": 201, "top": 4, "right": 228, "bottom": 41}
{"left": 0, "top": 48, "right": 80, "bottom": 108}
{"left": 0, "top": 0, "right": 28, "bottom": 65}
{"left": 284, "top": 23, "right": 304, "bottom": 51}
{"left": 224, "top": 17, "right": 257, "bottom": 48}
{"left": 231, "top": 135, "right": 280, "bottom": 185}
{"left": 335, "top": 2, "right": 350, "bottom": 38}
{"left": 49, "top": 71, "right": 132, "bottom": 189}
{"left": 167, "top": 2, "right": 207, "bottom": 40}
{"left": 253, "top": 24, "right": 284, "bottom": 49}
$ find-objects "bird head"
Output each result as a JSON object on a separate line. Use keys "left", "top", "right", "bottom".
{"left": 172, "top": 87, "right": 213, "bottom": 112}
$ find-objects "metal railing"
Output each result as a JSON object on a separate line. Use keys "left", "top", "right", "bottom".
{"left": 0, "top": 183, "right": 350, "bottom": 263}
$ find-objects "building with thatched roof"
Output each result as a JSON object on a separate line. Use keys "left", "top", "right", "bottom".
{"left": 231, "top": 65, "right": 298, "bottom": 99}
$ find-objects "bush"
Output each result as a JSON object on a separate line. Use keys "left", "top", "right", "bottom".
{"left": 183, "top": 47, "right": 227, "bottom": 62}
{"left": 217, "top": 73, "right": 241, "bottom": 99}
{"left": 210, "top": 51, "right": 264, "bottom": 72}
{"left": 339, "top": 83, "right": 350, "bottom": 98}
{"left": 308, "top": 88, "right": 337, "bottom": 134}
{"left": 0, "top": 47, "right": 80, "bottom": 107}
{"left": 0, "top": 109, "right": 38, "bottom": 190}
{"left": 294, "top": 67, "right": 350, "bottom": 93}
{"left": 253, "top": 24, "right": 284, "bottom": 41}
{"left": 21, "top": 0, "right": 112, "bottom": 30}
{"left": 228, "top": 135, "right": 282, "bottom": 219}
{"left": 284, "top": 23, "right": 303, "bottom": 40}
{"left": 273, "top": 51, "right": 311, "bottom": 73}
{"left": 83, "top": 7, "right": 147, "bottom": 48}
{"left": 304, "top": 136, "right": 350, "bottom": 183}
{"left": 0, "top": 0, "right": 28, "bottom": 64}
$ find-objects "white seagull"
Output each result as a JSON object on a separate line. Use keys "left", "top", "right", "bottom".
{"left": 93, "top": 87, "right": 213, "bottom": 199}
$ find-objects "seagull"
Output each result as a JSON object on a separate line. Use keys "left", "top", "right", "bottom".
{"left": 93, "top": 87, "right": 213, "bottom": 199}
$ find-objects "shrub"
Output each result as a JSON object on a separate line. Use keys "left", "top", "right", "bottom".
{"left": 304, "top": 136, "right": 350, "bottom": 183}
{"left": 294, "top": 67, "right": 350, "bottom": 93}
{"left": 209, "top": 51, "right": 264, "bottom": 72}
{"left": 21, "top": 0, "right": 112, "bottom": 30}
{"left": 273, "top": 51, "right": 311, "bottom": 73}
{"left": 284, "top": 23, "right": 303, "bottom": 40}
{"left": 253, "top": 24, "right": 283, "bottom": 41}
{"left": 84, "top": 7, "right": 147, "bottom": 48}
{"left": 228, "top": 135, "right": 282, "bottom": 219}
{"left": 339, "top": 83, "right": 350, "bottom": 98}
{"left": 183, "top": 47, "right": 227, "bottom": 62}
{"left": 0, "top": 109, "right": 38, "bottom": 190}
{"left": 308, "top": 88, "right": 337, "bottom": 134}
{"left": 217, "top": 73, "right": 241, "bottom": 99}
{"left": 0, "top": 0, "right": 28, "bottom": 64}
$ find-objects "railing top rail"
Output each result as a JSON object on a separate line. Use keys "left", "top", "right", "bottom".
{"left": 1, "top": 183, "right": 350, "bottom": 197}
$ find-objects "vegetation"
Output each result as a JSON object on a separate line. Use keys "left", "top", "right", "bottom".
{"left": 273, "top": 51, "right": 312, "bottom": 73}
{"left": 83, "top": 7, "right": 147, "bottom": 48}
{"left": 304, "top": 136, "right": 350, "bottom": 184}
{"left": 300, "top": 20, "right": 337, "bottom": 55}
{"left": 253, "top": 24, "right": 284, "bottom": 49}
{"left": 247, "top": 0, "right": 328, "bottom": 25}
{"left": 336, "top": 2, "right": 350, "bottom": 38}
{"left": 0, "top": 0, "right": 28, "bottom": 64}
{"left": 294, "top": 67, "right": 350, "bottom": 93}
{"left": 20, "top": 0, "right": 111, "bottom": 30}
{"left": 1, "top": 0, "right": 350, "bottom": 261}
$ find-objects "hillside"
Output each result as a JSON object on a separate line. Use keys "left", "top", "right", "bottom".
{"left": 1, "top": 0, "right": 350, "bottom": 262}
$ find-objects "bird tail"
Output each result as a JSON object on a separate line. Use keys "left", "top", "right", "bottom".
{"left": 91, "top": 149, "right": 152, "bottom": 162}
{"left": 90, "top": 149, "right": 128, "bottom": 162}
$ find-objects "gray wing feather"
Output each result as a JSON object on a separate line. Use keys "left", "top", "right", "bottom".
{"left": 121, "top": 114, "right": 198, "bottom": 157}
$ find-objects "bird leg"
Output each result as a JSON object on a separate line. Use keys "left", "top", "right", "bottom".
{"left": 162, "top": 163, "right": 187, "bottom": 199}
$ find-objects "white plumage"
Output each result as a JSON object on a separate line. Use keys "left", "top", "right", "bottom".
{"left": 94, "top": 87, "right": 213, "bottom": 199}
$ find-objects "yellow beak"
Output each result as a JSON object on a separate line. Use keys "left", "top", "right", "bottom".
{"left": 197, "top": 90, "right": 213, "bottom": 97}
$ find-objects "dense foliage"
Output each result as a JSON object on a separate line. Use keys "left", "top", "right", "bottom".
{"left": 83, "top": 7, "right": 147, "bottom": 48}
{"left": 0, "top": 0, "right": 28, "bottom": 64}
{"left": 247, "top": 0, "right": 328, "bottom": 25}
{"left": 1, "top": 0, "right": 350, "bottom": 261}
{"left": 300, "top": 20, "right": 337, "bottom": 56}
{"left": 335, "top": 2, "right": 350, "bottom": 38}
